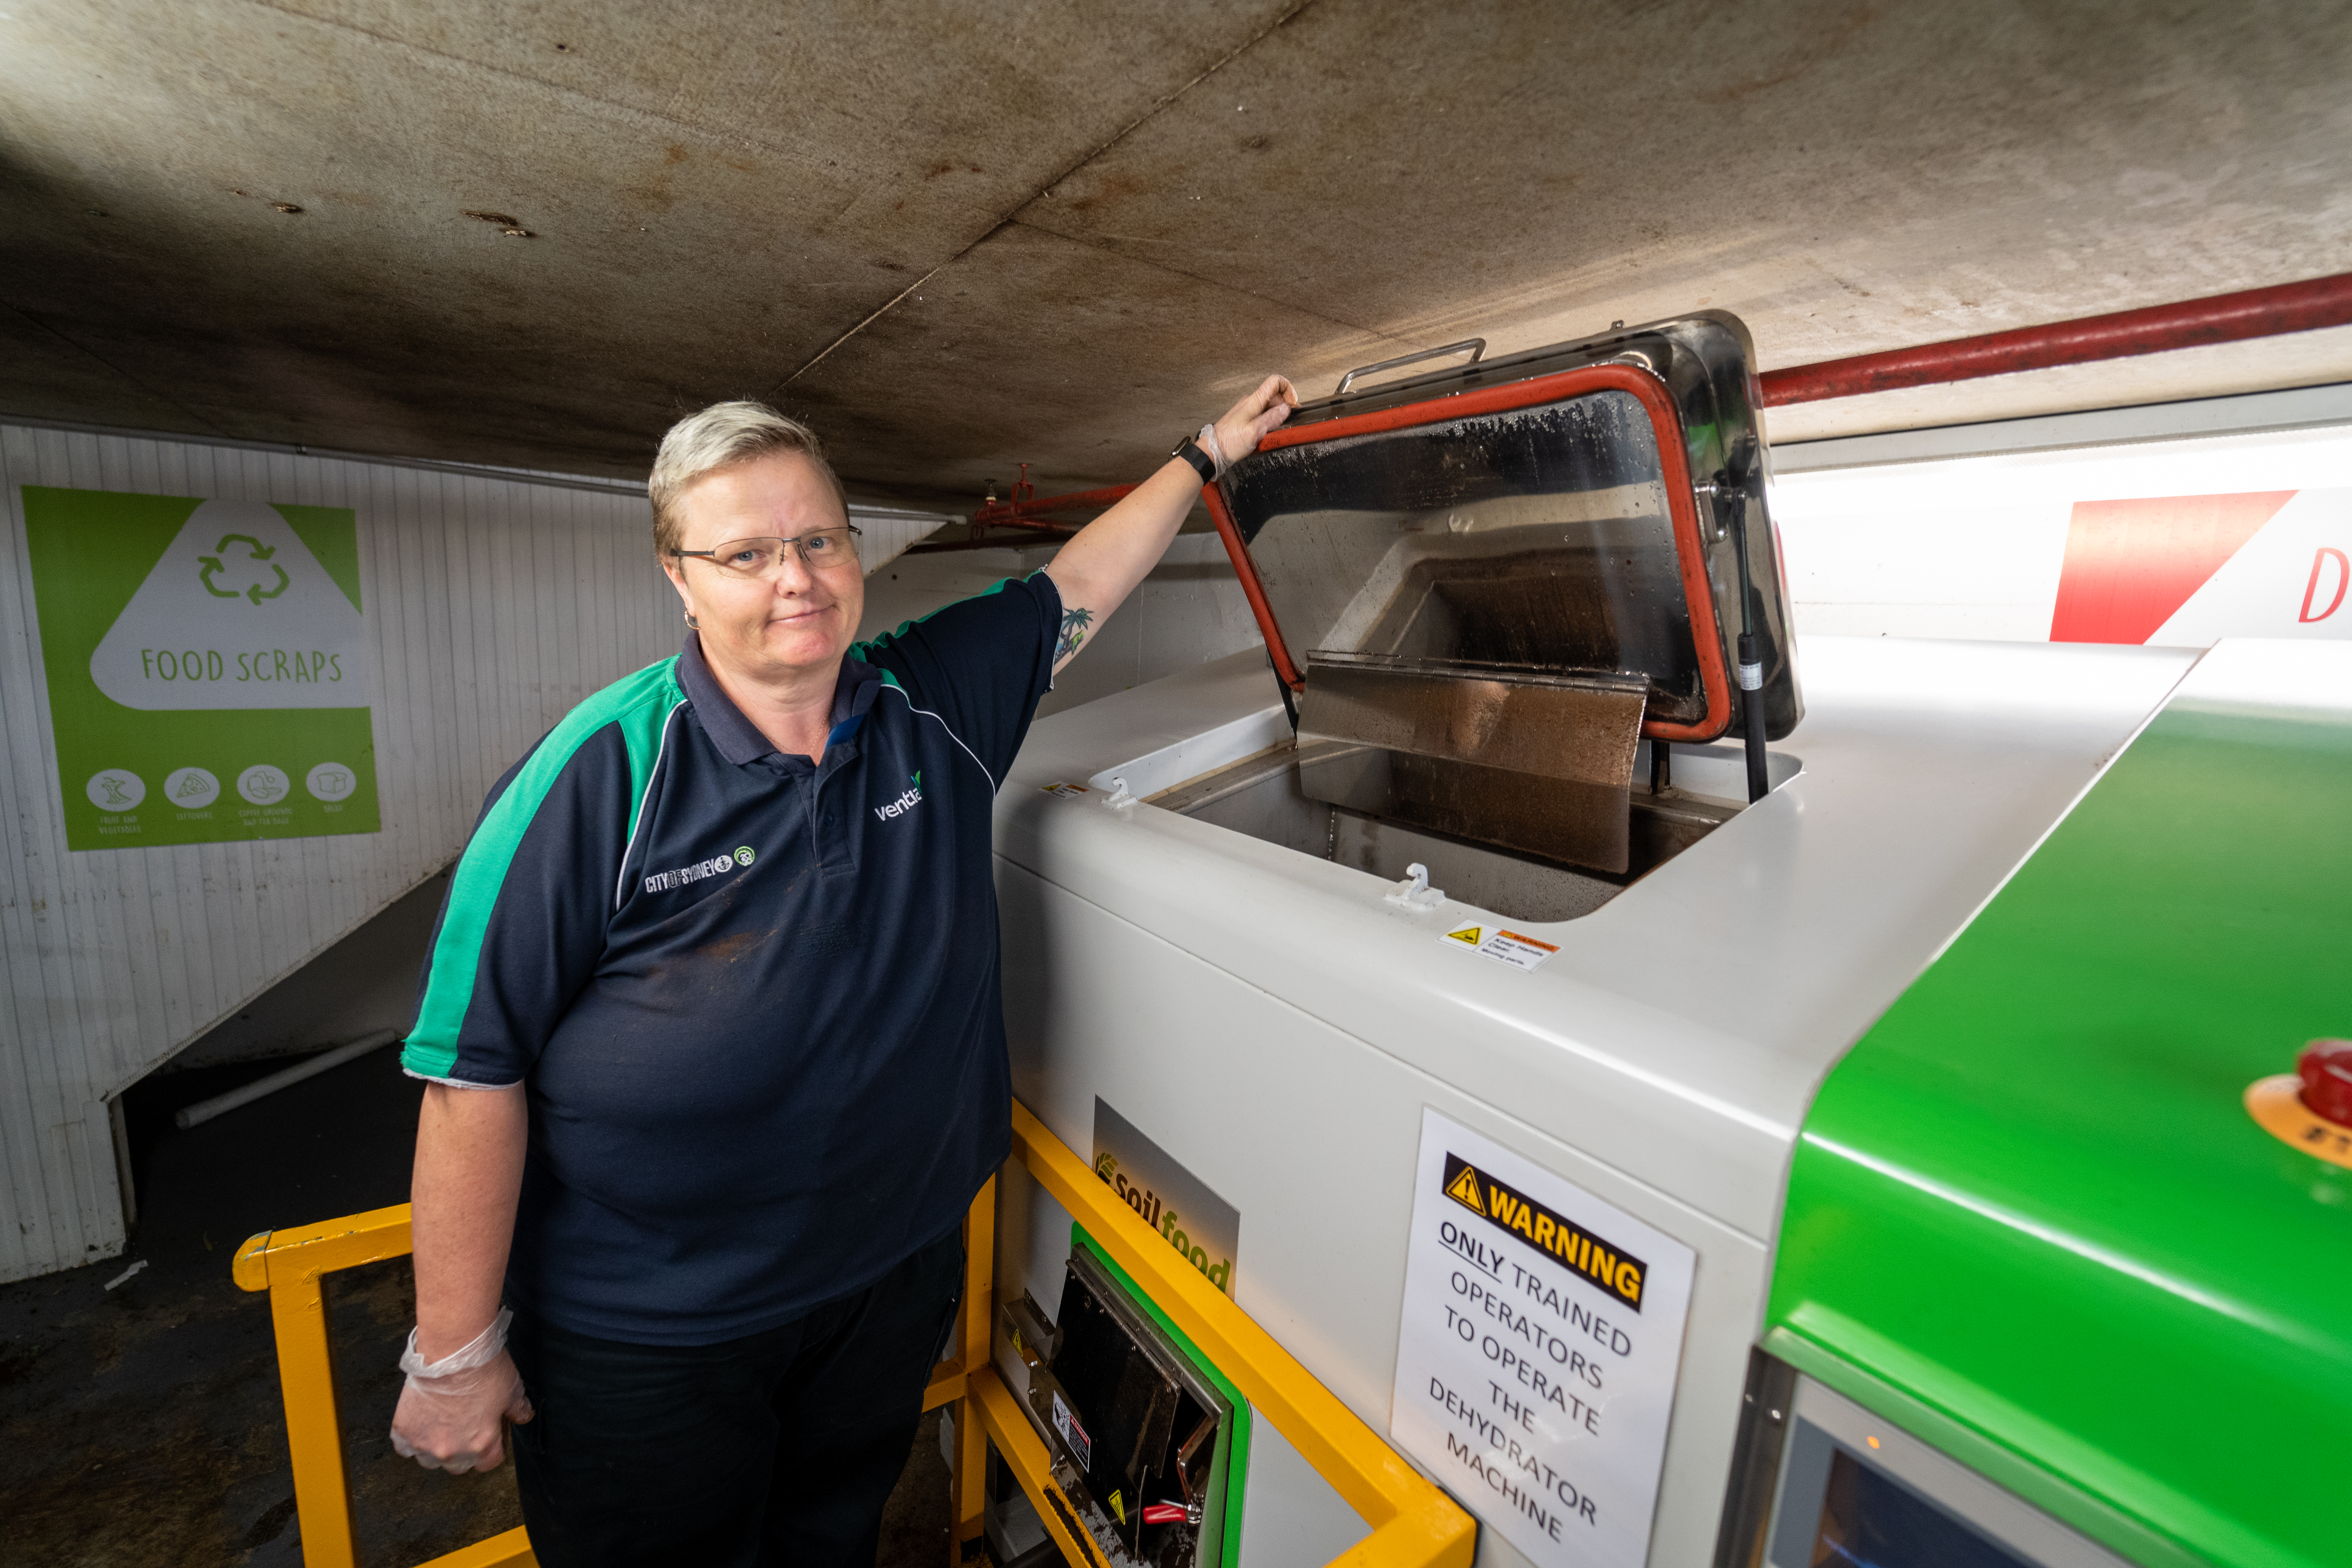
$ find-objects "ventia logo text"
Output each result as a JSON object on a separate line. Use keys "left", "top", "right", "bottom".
{"left": 874, "top": 770, "right": 924, "bottom": 822}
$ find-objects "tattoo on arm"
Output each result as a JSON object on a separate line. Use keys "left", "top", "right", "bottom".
{"left": 1056, "top": 605, "right": 1094, "bottom": 662}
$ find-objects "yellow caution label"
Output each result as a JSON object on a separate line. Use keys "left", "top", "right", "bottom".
{"left": 1442, "top": 1151, "right": 1648, "bottom": 1310}
{"left": 1439, "top": 922, "right": 1559, "bottom": 971}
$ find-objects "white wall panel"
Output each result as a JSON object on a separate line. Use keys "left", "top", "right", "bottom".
{"left": 0, "top": 424, "right": 689, "bottom": 1281}
{"left": 857, "top": 532, "right": 1267, "bottom": 722}
{"left": 1771, "top": 418, "right": 2352, "bottom": 643}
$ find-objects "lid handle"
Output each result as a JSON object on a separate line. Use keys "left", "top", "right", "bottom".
{"left": 1334, "top": 338, "right": 1486, "bottom": 396}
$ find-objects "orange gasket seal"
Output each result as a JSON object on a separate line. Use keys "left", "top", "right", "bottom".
{"left": 2243, "top": 1075, "right": 2352, "bottom": 1171}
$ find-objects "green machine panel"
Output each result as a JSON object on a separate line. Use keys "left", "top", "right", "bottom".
{"left": 1767, "top": 642, "right": 2352, "bottom": 1568}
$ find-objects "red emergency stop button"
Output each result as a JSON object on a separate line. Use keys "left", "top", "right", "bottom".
{"left": 2246, "top": 1039, "right": 2352, "bottom": 1170}
{"left": 2297, "top": 1039, "right": 2352, "bottom": 1126}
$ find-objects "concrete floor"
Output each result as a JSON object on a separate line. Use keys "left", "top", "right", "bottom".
{"left": 0, "top": 1044, "right": 955, "bottom": 1567}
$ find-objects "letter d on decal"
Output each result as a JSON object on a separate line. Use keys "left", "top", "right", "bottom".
{"left": 2299, "top": 546, "right": 2349, "bottom": 624}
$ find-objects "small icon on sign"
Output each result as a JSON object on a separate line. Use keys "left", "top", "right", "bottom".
{"left": 164, "top": 767, "right": 221, "bottom": 809}
{"left": 238, "top": 764, "right": 291, "bottom": 804}
{"left": 85, "top": 770, "right": 145, "bottom": 811}
{"left": 305, "top": 762, "right": 356, "bottom": 802}
{"left": 734, "top": 846, "right": 755, "bottom": 867}
{"left": 195, "top": 533, "right": 290, "bottom": 605}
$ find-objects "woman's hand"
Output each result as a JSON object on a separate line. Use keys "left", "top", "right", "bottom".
{"left": 391, "top": 1313, "right": 535, "bottom": 1474}
{"left": 1210, "top": 374, "right": 1299, "bottom": 469}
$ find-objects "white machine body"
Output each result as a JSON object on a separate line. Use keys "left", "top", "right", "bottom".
{"left": 988, "top": 633, "right": 2193, "bottom": 1568}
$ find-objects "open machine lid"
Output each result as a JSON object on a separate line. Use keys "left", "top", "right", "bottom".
{"left": 1206, "top": 311, "right": 1800, "bottom": 745}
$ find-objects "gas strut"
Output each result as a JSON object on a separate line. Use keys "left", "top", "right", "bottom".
{"left": 1270, "top": 649, "right": 1300, "bottom": 735}
{"left": 1715, "top": 466, "right": 1771, "bottom": 803}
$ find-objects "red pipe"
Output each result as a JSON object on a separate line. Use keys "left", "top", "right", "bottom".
{"left": 969, "top": 483, "right": 1137, "bottom": 529}
{"left": 1757, "top": 270, "right": 2352, "bottom": 407}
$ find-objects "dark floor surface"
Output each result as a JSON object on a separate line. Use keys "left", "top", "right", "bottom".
{"left": 0, "top": 1044, "right": 952, "bottom": 1567}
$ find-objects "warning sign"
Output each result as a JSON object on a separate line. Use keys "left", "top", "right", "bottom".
{"left": 1051, "top": 1388, "right": 1093, "bottom": 1469}
{"left": 1390, "top": 1109, "right": 1694, "bottom": 1568}
{"left": 1439, "top": 923, "right": 1561, "bottom": 972}
{"left": 1443, "top": 1154, "right": 1647, "bottom": 1311}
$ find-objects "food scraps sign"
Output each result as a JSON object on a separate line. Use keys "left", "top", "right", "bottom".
{"left": 22, "top": 487, "right": 379, "bottom": 850}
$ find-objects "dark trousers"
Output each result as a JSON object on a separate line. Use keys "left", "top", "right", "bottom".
{"left": 506, "top": 1225, "right": 964, "bottom": 1568}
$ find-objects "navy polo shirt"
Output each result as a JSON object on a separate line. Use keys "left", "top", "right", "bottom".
{"left": 401, "top": 572, "right": 1062, "bottom": 1344}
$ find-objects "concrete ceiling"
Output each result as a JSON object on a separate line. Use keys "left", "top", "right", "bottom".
{"left": 4, "top": 1, "right": 2350, "bottom": 510}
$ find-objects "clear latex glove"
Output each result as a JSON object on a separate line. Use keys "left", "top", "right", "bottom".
{"left": 1208, "top": 375, "right": 1298, "bottom": 473}
{"left": 390, "top": 1307, "right": 535, "bottom": 1473}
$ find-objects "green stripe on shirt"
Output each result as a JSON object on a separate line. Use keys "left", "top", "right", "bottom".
{"left": 402, "top": 658, "right": 686, "bottom": 1080}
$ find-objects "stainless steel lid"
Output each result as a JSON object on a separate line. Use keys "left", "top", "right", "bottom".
{"left": 1208, "top": 311, "right": 1799, "bottom": 746}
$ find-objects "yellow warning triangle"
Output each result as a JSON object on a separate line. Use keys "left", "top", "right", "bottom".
{"left": 1445, "top": 1164, "right": 1483, "bottom": 1210}
{"left": 1445, "top": 924, "right": 1484, "bottom": 946}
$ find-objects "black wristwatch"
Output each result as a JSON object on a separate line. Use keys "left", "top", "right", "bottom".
{"left": 1170, "top": 434, "right": 1217, "bottom": 484}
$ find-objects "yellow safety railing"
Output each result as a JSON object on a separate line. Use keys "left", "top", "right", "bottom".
{"left": 236, "top": 1103, "right": 1471, "bottom": 1568}
{"left": 233, "top": 1186, "right": 987, "bottom": 1568}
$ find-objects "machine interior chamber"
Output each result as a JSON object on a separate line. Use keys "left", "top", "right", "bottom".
{"left": 1149, "top": 735, "right": 1799, "bottom": 924}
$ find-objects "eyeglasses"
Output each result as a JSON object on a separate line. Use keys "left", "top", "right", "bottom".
{"left": 672, "top": 526, "right": 863, "bottom": 577}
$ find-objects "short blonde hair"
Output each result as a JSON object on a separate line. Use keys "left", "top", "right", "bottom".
{"left": 648, "top": 400, "right": 848, "bottom": 557}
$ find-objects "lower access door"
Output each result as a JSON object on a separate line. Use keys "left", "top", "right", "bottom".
{"left": 978, "top": 1102, "right": 1471, "bottom": 1568}
{"left": 998, "top": 1228, "right": 1248, "bottom": 1568}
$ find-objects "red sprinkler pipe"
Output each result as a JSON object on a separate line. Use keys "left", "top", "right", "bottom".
{"left": 969, "top": 484, "right": 1138, "bottom": 527}
{"left": 942, "top": 462, "right": 1137, "bottom": 553}
{"left": 1757, "top": 270, "right": 2352, "bottom": 406}
{"left": 970, "top": 461, "right": 1138, "bottom": 531}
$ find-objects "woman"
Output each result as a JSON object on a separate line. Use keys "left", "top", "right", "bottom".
{"left": 387, "top": 376, "right": 1296, "bottom": 1568}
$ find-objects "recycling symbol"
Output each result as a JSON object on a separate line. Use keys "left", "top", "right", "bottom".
{"left": 197, "top": 533, "right": 290, "bottom": 604}
{"left": 88, "top": 499, "right": 374, "bottom": 712}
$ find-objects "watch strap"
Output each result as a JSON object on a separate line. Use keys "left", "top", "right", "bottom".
{"left": 1170, "top": 435, "right": 1216, "bottom": 484}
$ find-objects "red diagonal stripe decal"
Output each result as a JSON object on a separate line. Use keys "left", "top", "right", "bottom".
{"left": 2049, "top": 491, "right": 2296, "bottom": 644}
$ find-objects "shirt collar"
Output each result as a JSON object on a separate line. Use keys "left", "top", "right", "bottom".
{"left": 678, "top": 633, "right": 881, "bottom": 767}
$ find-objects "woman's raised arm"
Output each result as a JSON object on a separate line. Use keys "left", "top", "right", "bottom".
{"left": 1041, "top": 373, "right": 1296, "bottom": 674}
